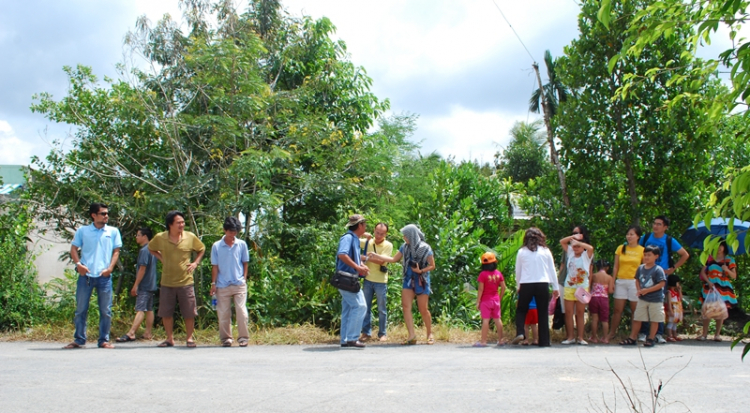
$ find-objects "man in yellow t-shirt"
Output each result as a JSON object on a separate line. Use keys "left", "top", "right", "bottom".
{"left": 148, "top": 211, "right": 205, "bottom": 348}
{"left": 359, "top": 222, "right": 393, "bottom": 342}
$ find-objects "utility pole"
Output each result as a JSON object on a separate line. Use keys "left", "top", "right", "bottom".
{"left": 533, "top": 62, "right": 570, "bottom": 208}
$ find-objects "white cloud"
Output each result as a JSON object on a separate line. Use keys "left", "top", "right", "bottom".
{"left": 416, "top": 106, "right": 535, "bottom": 164}
{"left": 0, "top": 121, "right": 36, "bottom": 164}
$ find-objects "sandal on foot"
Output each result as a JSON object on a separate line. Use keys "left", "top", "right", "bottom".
{"left": 643, "top": 338, "right": 655, "bottom": 347}
{"left": 116, "top": 335, "right": 136, "bottom": 343}
{"left": 426, "top": 336, "right": 435, "bottom": 345}
{"left": 238, "top": 340, "right": 249, "bottom": 347}
{"left": 472, "top": 342, "right": 487, "bottom": 347}
{"left": 186, "top": 341, "right": 197, "bottom": 348}
{"left": 696, "top": 336, "right": 708, "bottom": 341}
{"left": 402, "top": 338, "right": 417, "bottom": 345}
{"left": 99, "top": 342, "right": 115, "bottom": 349}
{"left": 713, "top": 336, "right": 722, "bottom": 342}
{"left": 619, "top": 338, "right": 636, "bottom": 346}
{"left": 666, "top": 337, "right": 677, "bottom": 342}
{"left": 63, "top": 342, "right": 83, "bottom": 349}
{"left": 157, "top": 341, "right": 174, "bottom": 347}
{"left": 521, "top": 340, "right": 529, "bottom": 346}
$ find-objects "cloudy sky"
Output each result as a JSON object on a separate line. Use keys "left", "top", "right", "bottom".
{"left": 1, "top": 0, "right": 582, "bottom": 165}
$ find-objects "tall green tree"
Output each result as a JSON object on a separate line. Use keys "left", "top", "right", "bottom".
{"left": 524, "top": 0, "right": 725, "bottom": 257}
{"left": 495, "top": 120, "right": 550, "bottom": 184}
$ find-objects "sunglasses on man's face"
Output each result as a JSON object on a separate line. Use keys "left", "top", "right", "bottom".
{"left": 98, "top": 212, "right": 109, "bottom": 216}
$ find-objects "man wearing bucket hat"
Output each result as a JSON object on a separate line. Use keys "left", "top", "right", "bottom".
{"left": 336, "top": 214, "right": 370, "bottom": 348}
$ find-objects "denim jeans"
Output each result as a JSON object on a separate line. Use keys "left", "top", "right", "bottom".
{"left": 339, "top": 288, "right": 366, "bottom": 344}
{"left": 361, "top": 280, "right": 388, "bottom": 337}
{"left": 639, "top": 321, "right": 665, "bottom": 337}
{"left": 74, "top": 275, "right": 113, "bottom": 346}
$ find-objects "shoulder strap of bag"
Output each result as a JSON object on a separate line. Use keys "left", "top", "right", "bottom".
{"left": 666, "top": 235, "right": 674, "bottom": 268}
{"left": 640, "top": 233, "right": 652, "bottom": 247}
{"left": 336, "top": 233, "right": 358, "bottom": 267}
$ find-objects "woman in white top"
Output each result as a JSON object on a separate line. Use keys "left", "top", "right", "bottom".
{"left": 512, "top": 227, "right": 560, "bottom": 347}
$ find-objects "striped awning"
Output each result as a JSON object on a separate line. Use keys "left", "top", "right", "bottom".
{"left": 0, "top": 184, "right": 22, "bottom": 195}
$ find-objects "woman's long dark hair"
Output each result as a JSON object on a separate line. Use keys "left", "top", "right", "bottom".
{"left": 523, "top": 227, "right": 547, "bottom": 252}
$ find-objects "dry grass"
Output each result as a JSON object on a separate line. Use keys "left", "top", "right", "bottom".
{"left": 0, "top": 321, "right": 658, "bottom": 346}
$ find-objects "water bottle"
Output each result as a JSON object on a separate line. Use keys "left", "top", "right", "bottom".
{"left": 211, "top": 294, "right": 217, "bottom": 310}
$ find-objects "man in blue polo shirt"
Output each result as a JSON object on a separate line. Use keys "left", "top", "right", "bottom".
{"left": 64, "top": 203, "right": 123, "bottom": 349}
{"left": 210, "top": 217, "right": 250, "bottom": 347}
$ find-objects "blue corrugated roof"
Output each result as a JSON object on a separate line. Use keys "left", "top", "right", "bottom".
{"left": 0, "top": 184, "right": 22, "bottom": 195}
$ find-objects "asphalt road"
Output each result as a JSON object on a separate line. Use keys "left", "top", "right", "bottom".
{"left": 0, "top": 340, "right": 747, "bottom": 412}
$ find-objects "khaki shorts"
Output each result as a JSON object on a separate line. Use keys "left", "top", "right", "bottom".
{"left": 158, "top": 285, "right": 198, "bottom": 319}
{"left": 634, "top": 300, "right": 665, "bottom": 323}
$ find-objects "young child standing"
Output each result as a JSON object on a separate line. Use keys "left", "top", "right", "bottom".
{"left": 523, "top": 297, "right": 539, "bottom": 345}
{"left": 588, "top": 260, "right": 614, "bottom": 344}
{"left": 620, "top": 245, "right": 666, "bottom": 347}
{"left": 666, "top": 275, "right": 683, "bottom": 341}
{"left": 475, "top": 252, "right": 507, "bottom": 347}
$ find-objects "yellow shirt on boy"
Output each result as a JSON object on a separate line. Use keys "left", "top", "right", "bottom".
{"left": 360, "top": 238, "right": 393, "bottom": 283}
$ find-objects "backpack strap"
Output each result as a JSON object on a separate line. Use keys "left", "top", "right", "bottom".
{"left": 640, "top": 232, "right": 652, "bottom": 247}
{"left": 666, "top": 235, "right": 674, "bottom": 268}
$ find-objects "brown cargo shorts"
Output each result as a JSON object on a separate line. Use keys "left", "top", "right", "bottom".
{"left": 158, "top": 285, "right": 198, "bottom": 319}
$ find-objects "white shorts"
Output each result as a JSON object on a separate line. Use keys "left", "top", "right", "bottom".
{"left": 613, "top": 279, "right": 638, "bottom": 302}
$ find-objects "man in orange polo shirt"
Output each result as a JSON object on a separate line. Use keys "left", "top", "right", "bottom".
{"left": 149, "top": 211, "right": 205, "bottom": 347}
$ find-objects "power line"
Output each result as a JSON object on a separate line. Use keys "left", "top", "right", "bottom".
{"left": 489, "top": 0, "right": 536, "bottom": 63}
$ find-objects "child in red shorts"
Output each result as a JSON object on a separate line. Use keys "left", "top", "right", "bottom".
{"left": 523, "top": 297, "right": 539, "bottom": 345}
{"left": 474, "top": 252, "right": 507, "bottom": 347}
{"left": 589, "top": 259, "right": 614, "bottom": 343}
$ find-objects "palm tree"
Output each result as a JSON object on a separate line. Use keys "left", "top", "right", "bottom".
{"left": 530, "top": 50, "right": 571, "bottom": 208}
{"left": 529, "top": 50, "right": 570, "bottom": 117}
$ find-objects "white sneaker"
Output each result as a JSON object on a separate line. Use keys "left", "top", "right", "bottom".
{"left": 637, "top": 333, "right": 646, "bottom": 342}
{"left": 577, "top": 339, "right": 588, "bottom": 345}
{"left": 656, "top": 334, "right": 667, "bottom": 344}
{"left": 561, "top": 338, "right": 576, "bottom": 345}
{"left": 510, "top": 335, "right": 525, "bottom": 345}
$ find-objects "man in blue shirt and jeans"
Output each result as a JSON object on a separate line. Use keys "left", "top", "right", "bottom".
{"left": 210, "top": 217, "right": 250, "bottom": 347}
{"left": 337, "top": 214, "right": 370, "bottom": 348}
{"left": 64, "top": 203, "right": 123, "bottom": 349}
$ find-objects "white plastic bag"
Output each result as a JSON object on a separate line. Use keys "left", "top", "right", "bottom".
{"left": 702, "top": 286, "right": 728, "bottom": 321}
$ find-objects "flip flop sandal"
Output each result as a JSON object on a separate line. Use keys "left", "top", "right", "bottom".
{"left": 696, "top": 336, "right": 708, "bottom": 341}
{"left": 99, "top": 342, "right": 115, "bottom": 349}
{"left": 426, "top": 337, "right": 435, "bottom": 345}
{"left": 713, "top": 336, "right": 722, "bottom": 342}
{"left": 116, "top": 335, "right": 136, "bottom": 343}
{"left": 238, "top": 340, "right": 249, "bottom": 347}
{"left": 666, "top": 337, "right": 677, "bottom": 342}
{"left": 63, "top": 342, "right": 83, "bottom": 349}
{"left": 619, "top": 338, "right": 636, "bottom": 346}
{"left": 186, "top": 341, "right": 197, "bottom": 348}
{"left": 157, "top": 341, "right": 174, "bottom": 347}
{"left": 643, "top": 338, "right": 656, "bottom": 347}
{"left": 472, "top": 342, "right": 487, "bottom": 347}
{"left": 402, "top": 338, "right": 417, "bottom": 345}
